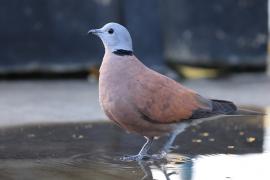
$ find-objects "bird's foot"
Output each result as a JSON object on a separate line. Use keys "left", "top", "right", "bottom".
{"left": 120, "top": 154, "right": 152, "bottom": 162}
{"left": 161, "top": 145, "right": 179, "bottom": 154}
{"left": 170, "top": 145, "right": 179, "bottom": 150}
{"left": 151, "top": 151, "right": 167, "bottom": 160}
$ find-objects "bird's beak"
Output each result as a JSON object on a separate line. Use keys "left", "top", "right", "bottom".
{"left": 88, "top": 29, "right": 102, "bottom": 36}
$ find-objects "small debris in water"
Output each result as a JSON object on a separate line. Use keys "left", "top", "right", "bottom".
{"left": 239, "top": 131, "right": 245, "bottom": 136}
{"left": 246, "top": 137, "right": 256, "bottom": 143}
{"left": 208, "top": 138, "right": 215, "bottom": 142}
{"left": 167, "top": 153, "right": 189, "bottom": 164}
{"left": 78, "top": 135, "right": 84, "bottom": 139}
{"left": 72, "top": 134, "right": 84, "bottom": 139}
{"left": 200, "top": 132, "right": 209, "bottom": 137}
{"left": 227, "top": 145, "right": 235, "bottom": 149}
{"left": 192, "top": 139, "right": 202, "bottom": 143}
{"left": 27, "top": 134, "right": 36, "bottom": 138}
{"left": 84, "top": 124, "right": 93, "bottom": 129}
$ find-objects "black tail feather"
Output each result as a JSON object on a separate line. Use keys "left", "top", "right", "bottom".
{"left": 190, "top": 99, "right": 265, "bottom": 120}
{"left": 211, "top": 99, "right": 237, "bottom": 114}
{"left": 190, "top": 99, "right": 237, "bottom": 119}
{"left": 232, "top": 108, "right": 265, "bottom": 116}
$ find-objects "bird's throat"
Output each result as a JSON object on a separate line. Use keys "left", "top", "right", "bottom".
{"left": 113, "top": 49, "right": 133, "bottom": 56}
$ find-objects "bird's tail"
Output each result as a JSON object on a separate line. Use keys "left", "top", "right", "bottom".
{"left": 211, "top": 99, "right": 237, "bottom": 114}
{"left": 211, "top": 99, "right": 266, "bottom": 116}
{"left": 231, "top": 108, "right": 266, "bottom": 116}
{"left": 190, "top": 99, "right": 266, "bottom": 126}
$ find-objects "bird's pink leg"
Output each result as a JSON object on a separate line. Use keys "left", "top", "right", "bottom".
{"left": 160, "top": 133, "right": 179, "bottom": 155}
{"left": 153, "top": 126, "right": 187, "bottom": 159}
{"left": 120, "top": 137, "right": 153, "bottom": 161}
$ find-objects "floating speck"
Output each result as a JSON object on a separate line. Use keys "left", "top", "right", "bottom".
{"left": 78, "top": 135, "right": 84, "bottom": 139}
{"left": 72, "top": 134, "right": 84, "bottom": 139}
{"left": 239, "top": 131, "right": 245, "bottom": 136}
{"left": 85, "top": 124, "right": 93, "bottom": 129}
{"left": 247, "top": 137, "right": 256, "bottom": 143}
{"left": 167, "top": 153, "right": 188, "bottom": 163}
{"left": 227, "top": 145, "right": 235, "bottom": 149}
{"left": 192, "top": 139, "right": 202, "bottom": 143}
{"left": 27, "top": 134, "right": 36, "bottom": 138}
{"left": 201, "top": 132, "right": 209, "bottom": 137}
{"left": 209, "top": 138, "right": 215, "bottom": 142}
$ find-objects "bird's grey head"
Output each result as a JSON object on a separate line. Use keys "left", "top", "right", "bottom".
{"left": 88, "top": 22, "right": 133, "bottom": 54}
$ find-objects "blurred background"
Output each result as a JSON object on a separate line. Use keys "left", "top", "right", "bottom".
{"left": 0, "top": 0, "right": 268, "bottom": 78}
{"left": 0, "top": 0, "right": 269, "bottom": 124}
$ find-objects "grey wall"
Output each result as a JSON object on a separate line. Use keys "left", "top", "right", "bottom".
{"left": 0, "top": 0, "right": 120, "bottom": 73}
{"left": 0, "top": 0, "right": 267, "bottom": 74}
{"left": 161, "top": 0, "right": 267, "bottom": 68}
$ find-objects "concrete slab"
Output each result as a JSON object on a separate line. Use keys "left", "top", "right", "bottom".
{"left": 0, "top": 73, "right": 269, "bottom": 127}
{"left": 183, "top": 73, "right": 270, "bottom": 107}
{"left": 0, "top": 80, "right": 106, "bottom": 127}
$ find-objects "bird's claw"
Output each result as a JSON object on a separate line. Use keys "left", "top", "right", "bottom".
{"left": 151, "top": 151, "right": 167, "bottom": 160}
{"left": 120, "top": 154, "right": 151, "bottom": 162}
{"left": 170, "top": 145, "right": 179, "bottom": 150}
{"left": 120, "top": 151, "right": 170, "bottom": 162}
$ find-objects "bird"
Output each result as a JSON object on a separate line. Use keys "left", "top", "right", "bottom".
{"left": 88, "top": 22, "right": 261, "bottom": 161}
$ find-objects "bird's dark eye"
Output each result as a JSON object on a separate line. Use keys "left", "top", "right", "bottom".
{"left": 108, "top": 28, "right": 114, "bottom": 34}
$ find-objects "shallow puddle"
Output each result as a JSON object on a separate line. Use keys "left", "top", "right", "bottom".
{"left": 0, "top": 110, "right": 269, "bottom": 180}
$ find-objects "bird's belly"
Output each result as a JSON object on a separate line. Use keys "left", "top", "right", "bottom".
{"left": 100, "top": 95, "right": 174, "bottom": 137}
{"left": 99, "top": 85, "right": 132, "bottom": 123}
{"left": 99, "top": 81, "right": 175, "bottom": 137}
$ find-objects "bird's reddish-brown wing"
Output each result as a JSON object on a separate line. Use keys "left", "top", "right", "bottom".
{"left": 131, "top": 68, "right": 213, "bottom": 124}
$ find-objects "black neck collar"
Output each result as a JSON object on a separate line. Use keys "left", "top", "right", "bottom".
{"left": 113, "top": 49, "right": 133, "bottom": 56}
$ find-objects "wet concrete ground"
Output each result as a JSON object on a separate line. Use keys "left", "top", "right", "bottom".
{"left": 0, "top": 73, "right": 269, "bottom": 179}
{"left": 0, "top": 114, "right": 269, "bottom": 180}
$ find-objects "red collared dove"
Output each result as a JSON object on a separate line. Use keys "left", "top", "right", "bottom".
{"left": 88, "top": 22, "right": 258, "bottom": 161}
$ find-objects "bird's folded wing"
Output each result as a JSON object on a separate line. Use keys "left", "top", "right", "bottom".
{"left": 132, "top": 70, "right": 215, "bottom": 124}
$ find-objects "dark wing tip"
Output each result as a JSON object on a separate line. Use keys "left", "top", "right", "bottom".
{"left": 190, "top": 99, "right": 237, "bottom": 119}
{"left": 211, "top": 99, "right": 237, "bottom": 114}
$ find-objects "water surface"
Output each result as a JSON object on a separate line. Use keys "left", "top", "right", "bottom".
{"left": 0, "top": 110, "right": 269, "bottom": 180}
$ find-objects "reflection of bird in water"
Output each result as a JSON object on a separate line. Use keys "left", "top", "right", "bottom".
{"left": 88, "top": 22, "right": 262, "bottom": 161}
{"left": 138, "top": 154, "right": 190, "bottom": 180}
{"left": 139, "top": 161, "right": 174, "bottom": 180}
